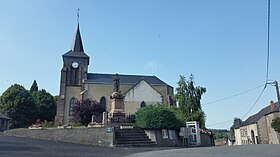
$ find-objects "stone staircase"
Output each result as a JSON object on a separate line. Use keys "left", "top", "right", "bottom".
{"left": 114, "top": 127, "right": 157, "bottom": 147}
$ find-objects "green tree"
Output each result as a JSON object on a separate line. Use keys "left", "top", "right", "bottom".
{"left": 174, "top": 74, "right": 206, "bottom": 128}
{"left": 0, "top": 84, "right": 37, "bottom": 128}
{"left": 135, "top": 104, "right": 183, "bottom": 129}
{"left": 175, "top": 75, "right": 188, "bottom": 111}
{"left": 30, "top": 80, "right": 38, "bottom": 93}
{"left": 210, "top": 129, "right": 230, "bottom": 139}
{"left": 271, "top": 117, "right": 280, "bottom": 133}
{"left": 230, "top": 117, "right": 242, "bottom": 134}
{"left": 33, "top": 89, "right": 56, "bottom": 121}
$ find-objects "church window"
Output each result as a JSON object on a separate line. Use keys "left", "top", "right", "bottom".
{"left": 70, "top": 67, "right": 79, "bottom": 85}
{"left": 69, "top": 97, "right": 77, "bottom": 116}
{"left": 169, "top": 96, "right": 174, "bottom": 105}
{"left": 140, "top": 101, "right": 146, "bottom": 108}
{"left": 100, "top": 97, "right": 106, "bottom": 112}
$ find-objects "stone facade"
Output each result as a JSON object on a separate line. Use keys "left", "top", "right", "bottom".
{"left": 234, "top": 102, "right": 280, "bottom": 145}
{"left": 3, "top": 128, "right": 113, "bottom": 146}
{"left": 55, "top": 24, "right": 174, "bottom": 124}
{"left": 234, "top": 123, "right": 258, "bottom": 145}
{"left": 258, "top": 112, "right": 280, "bottom": 144}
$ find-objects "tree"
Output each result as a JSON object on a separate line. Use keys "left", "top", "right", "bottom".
{"left": 271, "top": 117, "right": 280, "bottom": 133}
{"left": 175, "top": 75, "right": 188, "bottom": 111}
{"left": 30, "top": 80, "right": 38, "bottom": 93}
{"left": 33, "top": 89, "right": 56, "bottom": 121}
{"left": 72, "top": 99, "right": 104, "bottom": 125}
{"left": 174, "top": 74, "right": 207, "bottom": 128}
{"left": 209, "top": 129, "right": 229, "bottom": 139}
{"left": 0, "top": 84, "right": 37, "bottom": 128}
{"left": 135, "top": 104, "right": 183, "bottom": 129}
{"left": 230, "top": 117, "right": 242, "bottom": 134}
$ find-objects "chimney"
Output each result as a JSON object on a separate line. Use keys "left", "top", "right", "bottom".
{"left": 270, "top": 100, "right": 275, "bottom": 111}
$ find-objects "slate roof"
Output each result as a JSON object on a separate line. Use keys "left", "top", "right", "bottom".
{"left": 63, "top": 50, "right": 89, "bottom": 58}
{"left": 85, "top": 73, "right": 169, "bottom": 86}
{"left": 0, "top": 114, "right": 11, "bottom": 120}
{"left": 240, "top": 102, "right": 279, "bottom": 127}
{"left": 63, "top": 24, "right": 89, "bottom": 58}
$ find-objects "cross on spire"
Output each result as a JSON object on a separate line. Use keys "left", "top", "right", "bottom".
{"left": 77, "top": 8, "right": 80, "bottom": 23}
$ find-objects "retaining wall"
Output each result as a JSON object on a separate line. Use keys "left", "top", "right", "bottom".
{"left": 3, "top": 127, "right": 113, "bottom": 146}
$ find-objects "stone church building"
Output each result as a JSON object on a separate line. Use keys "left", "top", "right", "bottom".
{"left": 55, "top": 24, "right": 174, "bottom": 124}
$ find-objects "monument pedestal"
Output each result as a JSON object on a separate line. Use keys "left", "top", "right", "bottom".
{"left": 108, "top": 91, "right": 126, "bottom": 125}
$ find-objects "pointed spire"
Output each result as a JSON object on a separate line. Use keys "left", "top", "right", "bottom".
{"left": 71, "top": 23, "right": 84, "bottom": 52}
{"left": 63, "top": 9, "right": 89, "bottom": 62}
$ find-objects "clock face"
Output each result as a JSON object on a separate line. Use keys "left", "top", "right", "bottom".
{"left": 72, "top": 62, "right": 79, "bottom": 69}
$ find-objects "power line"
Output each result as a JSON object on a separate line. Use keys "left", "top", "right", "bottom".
{"left": 202, "top": 84, "right": 264, "bottom": 106}
{"left": 207, "top": 120, "right": 233, "bottom": 127}
{"left": 207, "top": 0, "right": 272, "bottom": 127}
{"left": 265, "top": 0, "right": 271, "bottom": 82}
{"left": 207, "top": 86, "right": 266, "bottom": 128}
{"left": 241, "top": 86, "right": 266, "bottom": 120}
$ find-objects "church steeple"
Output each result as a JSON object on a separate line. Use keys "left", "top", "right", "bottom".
{"left": 71, "top": 24, "right": 84, "bottom": 52}
{"left": 63, "top": 22, "right": 89, "bottom": 60}
{"left": 63, "top": 8, "right": 89, "bottom": 60}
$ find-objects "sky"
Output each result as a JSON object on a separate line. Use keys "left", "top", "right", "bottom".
{"left": 0, "top": 0, "right": 279, "bottom": 129}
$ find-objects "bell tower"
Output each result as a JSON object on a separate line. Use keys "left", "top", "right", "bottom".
{"left": 55, "top": 22, "right": 90, "bottom": 124}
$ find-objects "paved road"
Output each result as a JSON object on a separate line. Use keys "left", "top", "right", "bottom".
{"left": 128, "top": 144, "right": 280, "bottom": 157}
{"left": 0, "top": 135, "right": 177, "bottom": 157}
{"left": 1, "top": 135, "right": 280, "bottom": 157}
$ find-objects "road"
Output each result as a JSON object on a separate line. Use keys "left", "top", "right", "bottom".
{"left": 0, "top": 135, "right": 176, "bottom": 157}
{"left": 1, "top": 135, "right": 280, "bottom": 157}
{"left": 128, "top": 144, "right": 280, "bottom": 157}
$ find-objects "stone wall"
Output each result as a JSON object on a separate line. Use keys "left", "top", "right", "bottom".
{"left": 144, "top": 129, "right": 182, "bottom": 147}
{"left": 200, "top": 133, "right": 215, "bottom": 147}
{"left": 260, "top": 112, "right": 280, "bottom": 144}
{"left": 3, "top": 127, "right": 113, "bottom": 146}
{"left": 258, "top": 116, "right": 269, "bottom": 144}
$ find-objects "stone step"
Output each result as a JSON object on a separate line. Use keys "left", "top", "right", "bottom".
{"left": 115, "top": 142, "right": 157, "bottom": 147}
{"left": 116, "top": 132, "right": 147, "bottom": 136}
{"left": 114, "top": 127, "right": 156, "bottom": 147}
{"left": 115, "top": 129, "right": 145, "bottom": 133}
{"left": 115, "top": 140, "right": 156, "bottom": 145}
{"left": 116, "top": 138, "right": 151, "bottom": 142}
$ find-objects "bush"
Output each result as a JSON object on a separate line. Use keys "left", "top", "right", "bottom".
{"left": 135, "top": 104, "right": 183, "bottom": 130}
{"left": 72, "top": 99, "right": 105, "bottom": 125}
{"left": 271, "top": 117, "right": 280, "bottom": 133}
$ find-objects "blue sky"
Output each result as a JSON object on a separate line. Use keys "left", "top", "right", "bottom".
{"left": 0, "top": 0, "right": 279, "bottom": 129}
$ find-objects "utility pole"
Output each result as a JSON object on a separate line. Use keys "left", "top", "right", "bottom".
{"left": 274, "top": 81, "right": 280, "bottom": 109}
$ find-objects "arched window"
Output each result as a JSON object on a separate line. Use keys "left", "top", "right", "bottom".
{"left": 251, "top": 130, "right": 255, "bottom": 144}
{"left": 70, "top": 67, "right": 79, "bottom": 85}
{"left": 69, "top": 97, "right": 77, "bottom": 116}
{"left": 100, "top": 96, "right": 106, "bottom": 112}
{"left": 140, "top": 101, "right": 146, "bottom": 108}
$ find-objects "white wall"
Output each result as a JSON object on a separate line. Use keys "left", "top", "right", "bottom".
{"left": 124, "top": 80, "right": 162, "bottom": 114}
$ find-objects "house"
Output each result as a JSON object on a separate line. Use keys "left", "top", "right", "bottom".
{"left": 234, "top": 101, "right": 280, "bottom": 145}
{"left": 0, "top": 114, "right": 11, "bottom": 132}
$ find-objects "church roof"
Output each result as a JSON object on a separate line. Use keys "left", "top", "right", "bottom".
{"left": 240, "top": 102, "right": 279, "bottom": 127}
{"left": 85, "top": 73, "right": 169, "bottom": 86}
{"left": 63, "top": 24, "right": 89, "bottom": 58}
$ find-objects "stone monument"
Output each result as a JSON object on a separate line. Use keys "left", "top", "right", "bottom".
{"left": 108, "top": 74, "right": 126, "bottom": 125}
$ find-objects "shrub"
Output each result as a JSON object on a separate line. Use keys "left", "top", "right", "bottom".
{"left": 271, "top": 117, "right": 280, "bottom": 133}
{"left": 135, "top": 104, "right": 183, "bottom": 130}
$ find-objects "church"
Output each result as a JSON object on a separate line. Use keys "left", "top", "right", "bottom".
{"left": 55, "top": 23, "right": 174, "bottom": 124}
